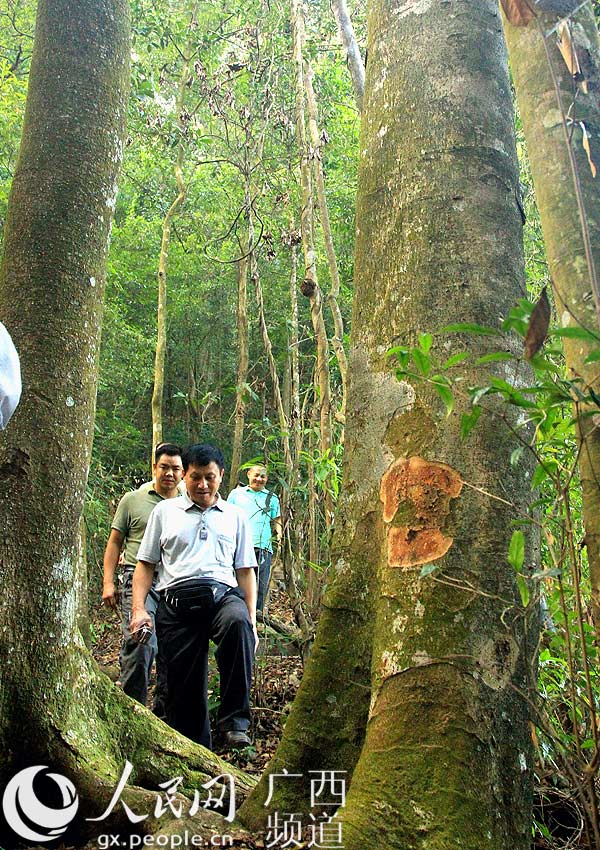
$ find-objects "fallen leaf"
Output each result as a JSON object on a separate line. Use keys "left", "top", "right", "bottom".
{"left": 524, "top": 287, "right": 551, "bottom": 360}
{"left": 500, "top": 0, "right": 535, "bottom": 25}
{"left": 580, "top": 122, "right": 597, "bottom": 177}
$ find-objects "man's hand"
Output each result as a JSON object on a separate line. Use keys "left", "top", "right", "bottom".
{"left": 103, "top": 528, "right": 125, "bottom": 609}
{"left": 252, "top": 623, "right": 259, "bottom": 653}
{"left": 130, "top": 608, "right": 153, "bottom": 642}
{"left": 102, "top": 580, "right": 119, "bottom": 609}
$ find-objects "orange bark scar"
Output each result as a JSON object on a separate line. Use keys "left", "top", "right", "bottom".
{"left": 380, "top": 456, "right": 462, "bottom": 568}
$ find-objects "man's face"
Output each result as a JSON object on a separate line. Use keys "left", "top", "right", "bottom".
{"left": 247, "top": 466, "right": 268, "bottom": 491}
{"left": 153, "top": 453, "right": 183, "bottom": 494}
{"left": 184, "top": 462, "right": 224, "bottom": 508}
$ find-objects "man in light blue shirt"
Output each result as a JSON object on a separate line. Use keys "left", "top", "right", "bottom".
{"left": 227, "top": 464, "right": 281, "bottom": 613}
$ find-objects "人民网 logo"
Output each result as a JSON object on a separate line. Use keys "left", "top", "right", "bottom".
{"left": 2, "top": 765, "right": 79, "bottom": 842}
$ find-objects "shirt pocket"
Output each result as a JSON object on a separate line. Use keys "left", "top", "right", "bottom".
{"left": 216, "top": 533, "right": 235, "bottom": 565}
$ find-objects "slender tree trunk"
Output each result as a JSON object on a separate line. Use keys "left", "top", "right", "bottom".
{"left": 305, "top": 60, "right": 348, "bottom": 421}
{"left": 251, "top": 211, "right": 292, "bottom": 473}
{"left": 229, "top": 250, "right": 249, "bottom": 491}
{"left": 503, "top": 3, "right": 600, "bottom": 648}
{"left": 331, "top": 0, "right": 365, "bottom": 111}
{"left": 0, "top": 4, "right": 252, "bottom": 842}
{"left": 291, "top": 0, "right": 334, "bottom": 527}
{"left": 306, "top": 390, "right": 320, "bottom": 609}
{"left": 151, "top": 7, "right": 198, "bottom": 459}
{"left": 241, "top": 2, "right": 535, "bottom": 843}
{"left": 151, "top": 161, "right": 186, "bottom": 454}
{"left": 289, "top": 236, "right": 302, "bottom": 470}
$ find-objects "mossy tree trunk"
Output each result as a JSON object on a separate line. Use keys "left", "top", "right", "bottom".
{"left": 503, "top": 3, "right": 600, "bottom": 647}
{"left": 241, "top": 1, "right": 535, "bottom": 845}
{"left": 336, "top": 1, "right": 534, "bottom": 847}
{"left": 0, "top": 3, "right": 252, "bottom": 844}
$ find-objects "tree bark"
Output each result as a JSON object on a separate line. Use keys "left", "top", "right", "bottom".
{"left": 503, "top": 3, "right": 600, "bottom": 647}
{"left": 335, "top": 1, "right": 534, "bottom": 846}
{"left": 331, "top": 0, "right": 365, "bottom": 112}
{"left": 241, "top": 1, "right": 535, "bottom": 844}
{"left": 0, "top": 3, "right": 252, "bottom": 843}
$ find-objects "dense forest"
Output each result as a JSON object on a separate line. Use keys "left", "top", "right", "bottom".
{"left": 1, "top": 0, "right": 600, "bottom": 848}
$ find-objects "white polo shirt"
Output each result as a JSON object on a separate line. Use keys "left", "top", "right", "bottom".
{"left": 137, "top": 493, "right": 257, "bottom": 591}
{"left": 0, "top": 322, "right": 21, "bottom": 430}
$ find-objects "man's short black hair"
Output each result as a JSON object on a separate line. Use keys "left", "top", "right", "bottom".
{"left": 154, "top": 442, "right": 182, "bottom": 464}
{"left": 182, "top": 443, "right": 225, "bottom": 472}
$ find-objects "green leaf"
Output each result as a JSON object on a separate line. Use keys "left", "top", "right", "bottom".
{"left": 412, "top": 348, "right": 431, "bottom": 376}
{"left": 388, "top": 345, "right": 409, "bottom": 359}
{"left": 440, "top": 322, "right": 500, "bottom": 336}
{"left": 432, "top": 378, "right": 454, "bottom": 416}
{"left": 508, "top": 530, "right": 525, "bottom": 572}
{"left": 550, "top": 326, "right": 600, "bottom": 342}
{"left": 420, "top": 564, "right": 438, "bottom": 577}
{"left": 584, "top": 349, "right": 600, "bottom": 364}
{"left": 517, "top": 575, "right": 530, "bottom": 608}
{"left": 442, "top": 352, "right": 469, "bottom": 369}
{"left": 418, "top": 332, "right": 433, "bottom": 353}
{"left": 475, "top": 352, "right": 515, "bottom": 365}
{"left": 460, "top": 405, "right": 482, "bottom": 439}
{"left": 531, "top": 463, "right": 549, "bottom": 489}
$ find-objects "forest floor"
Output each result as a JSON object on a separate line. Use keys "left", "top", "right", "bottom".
{"left": 70, "top": 587, "right": 589, "bottom": 850}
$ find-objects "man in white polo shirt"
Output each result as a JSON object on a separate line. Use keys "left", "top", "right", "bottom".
{"left": 131, "top": 443, "right": 257, "bottom": 750}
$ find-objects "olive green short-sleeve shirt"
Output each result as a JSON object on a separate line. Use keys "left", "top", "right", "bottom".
{"left": 111, "top": 487, "right": 166, "bottom": 567}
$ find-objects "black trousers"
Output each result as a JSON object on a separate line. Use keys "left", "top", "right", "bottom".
{"left": 156, "top": 591, "right": 254, "bottom": 749}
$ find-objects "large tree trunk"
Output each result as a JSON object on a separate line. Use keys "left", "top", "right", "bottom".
{"left": 336, "top": 1, "right": 534, "bottom": 847}
{"left": 241, "top": 1, "right": 535, "bottom": 844}
{"left": 503, "top": 3, "right": 600, "bottom": 647}
{"left": 0, "top": 3, "right": 252, "bottom": 845}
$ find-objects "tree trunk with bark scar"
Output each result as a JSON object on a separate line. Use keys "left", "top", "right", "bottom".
{"left": 335, "top": 1, "right": 535, "bottom": 847}
{"left": 503, "top": 2, "right": 600, "bottom": 648}
{"left": 241, "top": 1, "right": 535, "bottom": 843}
{"left": 0, "top": 3, "right": 252, "bottom": 845}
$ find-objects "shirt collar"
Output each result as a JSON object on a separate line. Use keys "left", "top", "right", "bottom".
{"left": 181, "top": 492, "right": 227, "bottom": 512}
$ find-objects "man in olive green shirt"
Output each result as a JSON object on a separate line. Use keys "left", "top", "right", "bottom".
{"left": 102, "top": 443, "right": 183, "bottom": 713}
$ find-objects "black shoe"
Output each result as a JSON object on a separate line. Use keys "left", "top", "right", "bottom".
{"left": 224, "top": 730, "right": 252, "bottom": 749}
